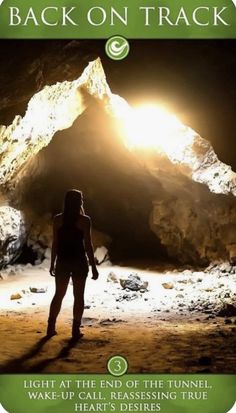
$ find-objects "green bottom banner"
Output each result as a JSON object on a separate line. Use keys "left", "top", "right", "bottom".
{"left": 0, "top": 372, "right": 235, "bottom": 413}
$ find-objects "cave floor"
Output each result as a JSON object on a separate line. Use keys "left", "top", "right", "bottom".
{"left": 0, "top": 264, "right": 235, "bottom": 374}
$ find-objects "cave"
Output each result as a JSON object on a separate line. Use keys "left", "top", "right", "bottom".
{"left": 15, "top": 101, "right": 166, "bottom": 262}
{"left": 0, "top": 40, "right": 235, "bottom": 374}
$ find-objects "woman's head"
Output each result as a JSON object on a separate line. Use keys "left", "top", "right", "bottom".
{"left": 63, "top": 189, "right": 84, "bottom": 225}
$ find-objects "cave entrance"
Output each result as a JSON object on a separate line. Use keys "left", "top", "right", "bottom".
{"left": 16, "top": 100, "right": 167, "bottom": 263}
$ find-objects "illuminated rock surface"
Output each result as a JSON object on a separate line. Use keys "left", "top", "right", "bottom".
{"left": 0, "top": 206, "right": 26, "bottom": 268}
{"left": 0, "top": 58, "right": 111, "bottom": 189}
{"left": 0, "top": 56, "right": 236, "bottom": 264}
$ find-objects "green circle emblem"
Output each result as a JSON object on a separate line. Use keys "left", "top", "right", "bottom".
{"left": 105, "top": 36, "right": 130, "bottom": 60}
{"left": 107, "top": 355, "right": 128, "bottom": 376}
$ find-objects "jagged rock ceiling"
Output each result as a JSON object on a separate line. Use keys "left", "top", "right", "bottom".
{"left": 0, "top": 59, "right": 111, "bottom": 188}
{"left": 0, "top": 58, "right": 235, "bottom": 195}
{"left": 0, "top": 58, "right": 236, "bottom": 266}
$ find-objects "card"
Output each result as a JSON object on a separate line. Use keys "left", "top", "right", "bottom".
{"left": 0, "top": 1, "right": 235, "bottom": 413}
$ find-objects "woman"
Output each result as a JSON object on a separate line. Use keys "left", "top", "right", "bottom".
{"left": 47, "top": 189, "right": 99, "bottom": 340}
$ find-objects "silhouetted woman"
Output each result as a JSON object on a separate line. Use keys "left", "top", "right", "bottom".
{"left": 47, "top": 189, "right": 99, "bottom": 340}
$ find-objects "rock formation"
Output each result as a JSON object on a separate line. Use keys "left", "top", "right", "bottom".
{"left": 0, "top": 57, "right": 236, "bottom": 266}
{"left": 0, "top": 59, "right": 111, "bottom": 189}
{"left": 0, "top": 206, "right": 26, "bottom": 269}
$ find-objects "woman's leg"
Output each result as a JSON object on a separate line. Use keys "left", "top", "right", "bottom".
{"left": 72, "top": 275, "right": 87, "bottom": 324}
{"left": 47, "top": 274, "right": 70, "bottom": 335}
{"left": 71, "top": 274, "right": 87, "bottom": 339}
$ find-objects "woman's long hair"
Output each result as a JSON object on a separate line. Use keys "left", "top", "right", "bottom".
{"left": 62, "top": 189, "right": 84, "bottom": 227}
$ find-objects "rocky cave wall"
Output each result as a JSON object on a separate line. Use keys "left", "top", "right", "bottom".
{"left": 0, "top": 57, "right": 236, "bottom": 267}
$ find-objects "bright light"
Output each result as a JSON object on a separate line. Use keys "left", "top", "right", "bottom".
{"left": 120, "top": 104, "right": 195, "bottom": 157}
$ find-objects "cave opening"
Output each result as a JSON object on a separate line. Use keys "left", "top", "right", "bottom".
{"left": 15, "top": 98, "right": 168, "bottom": 264}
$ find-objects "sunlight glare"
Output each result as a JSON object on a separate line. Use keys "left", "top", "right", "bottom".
{"left": 121, "top": 104, "right": 194, "bottom": 156}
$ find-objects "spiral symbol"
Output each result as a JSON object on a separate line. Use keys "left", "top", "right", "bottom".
{"left": 105, "top": 36, "right": 130, "bottom": 60}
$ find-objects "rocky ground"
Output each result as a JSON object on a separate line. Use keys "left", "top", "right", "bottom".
{"left": 0, "top": 261, "right": 235, "bottom": 374}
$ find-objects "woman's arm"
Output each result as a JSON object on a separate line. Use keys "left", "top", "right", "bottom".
{"left": 50, "top": 216, "right": 59, "bottom": 276}
{"left": 84, "top": 217, "right": 99, "bottom": 280}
